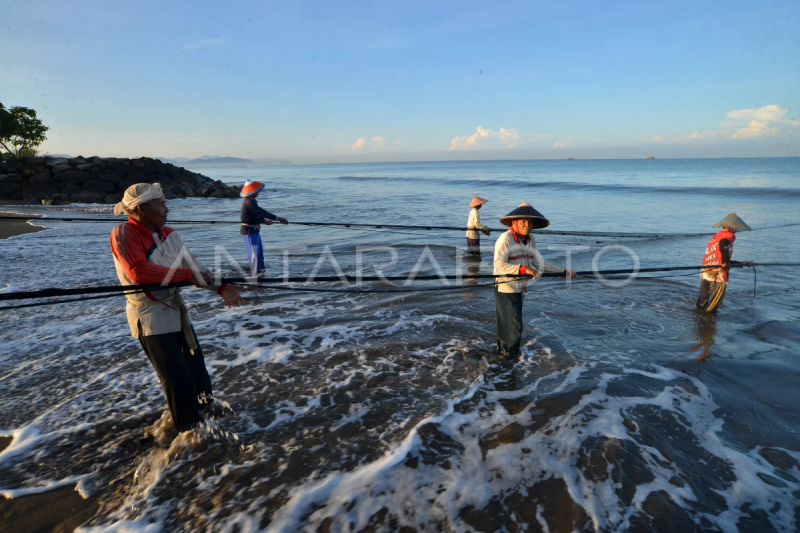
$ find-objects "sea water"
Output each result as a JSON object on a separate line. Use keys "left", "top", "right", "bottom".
{"left": 1, "top": 158, "right": 799, "bottom": 531}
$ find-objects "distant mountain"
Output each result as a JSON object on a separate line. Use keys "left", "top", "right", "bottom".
{"left": 155, "top": 156, "right": 293, "bottom": 167}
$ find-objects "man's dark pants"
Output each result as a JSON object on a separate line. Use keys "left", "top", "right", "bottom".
{"left": 137, "top": 325, "right": 212, "bottom": 432}
{"left": 495, "top": 289, "right": 524, "bottom": 356}
{"left": 697, "top": 279, "right": 727, "bottom": 313}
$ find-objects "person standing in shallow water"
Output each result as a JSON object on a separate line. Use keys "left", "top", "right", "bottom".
{"left": 465, "top": 196, "right": 491, "bottom": 256}
{"left": 697, "top": 213, "right": 753, "bottom": 313}
{"left": 240, "top": 180, "right": 289, "bottom": 277}
{"left": 493, "top": 201, "right": 577, "bottom": 357}
{"left": 111, "top": 183, "right": 244, "bottom": 432}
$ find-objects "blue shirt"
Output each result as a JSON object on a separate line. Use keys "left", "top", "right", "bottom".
{"left": 240, "top": 197, "right": 277, "bottom": 235}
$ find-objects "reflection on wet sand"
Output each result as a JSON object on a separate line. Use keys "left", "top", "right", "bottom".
{"left": 690, "top": 312, "right": 718, "bottom": 362}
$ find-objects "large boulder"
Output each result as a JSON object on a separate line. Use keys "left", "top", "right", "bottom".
{"left": 145, "top": 174, "right": 171, "bottom": 185}
{"left": 165, "top": 165, "right": 180, "bottom": 179}
{"left": 164, "top": 184, "right": 186, "bottom": 197}
{"left": 23, "top": 181, "right": 60, "bottom": 196}
{"left": 44, "top": 158, "right": 68, "bottom": 167}
{"left": 83, "top": 179, "right": 115, "bottom": 193}
{"left": 152, "top": 178, "right": 175, "bottom": 189}
{"left": 96, "top": 172, "right": 123, "bottom": 184}
{"left": 0, "top": 173, "right": 23, "bottom": 183}
{"left": 132, "top": 158, "right": 155, "bottom": 174}
{"left": 60, "top": 183, "right": 83, "bottom": 196}
{"left": 108, "top": 160, "right": 130, "bottom": 175}
{"left": 53, "top": 170, "right": 92, "bottom": 184}
{"left": 103, "top": 194, "right": 120, "bottom": 204}
{"left": 77, "top": 191, "right": 105, "bottom": 203}
{"left": 69, "top": 157, "right": 87, "bottom": 166}
{"left": 126, "top": 168, "right": 148, "bottom": 182}
{"left": 29, "top": 172, "right": 54, "bottom": 183}
{"left": 117, "top": 180, "right": 139, "bottom": 192}
{"left": 76, "top": 163, "right": 101, "bottom": 172}
{"left": 0, "top": 183, "right": 22, "bottom": 199}
{"left": 52, "top": 163, "right": 73, "bottom": 174}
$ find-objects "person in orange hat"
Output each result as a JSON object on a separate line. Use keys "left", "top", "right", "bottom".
{"left": 466, "top": 196, "right": 490, "bottom": 256}
{"left": 240, "top": 180, "right": 288, "bottom": 277}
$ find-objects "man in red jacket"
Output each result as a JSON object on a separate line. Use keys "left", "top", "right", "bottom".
{"left": 697, "top": 213, "right": 753, "bottom": 313}
{"left": 111, "top": 183, "right": 242, "bottom": 432}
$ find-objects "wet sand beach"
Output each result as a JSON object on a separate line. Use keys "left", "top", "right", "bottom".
{"left": 0, "top": 438, "right": 99, "bottom": 532}
{"left": 0, "top": 485, "right": 98, "bottom": 533}
{"left": 0, "top": 212, "right": 43, "bottom": 240}
{"left": 1, "top": 159, "right": 799, "bottom": 531}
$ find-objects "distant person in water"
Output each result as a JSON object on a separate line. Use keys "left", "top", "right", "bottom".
{"left": 466, "top": 196, "right": 491, "bottom": 256}
{"left": 697, "top": 213, "right": 753, "bottom": 313}
{"left": 111, "top": 183, "right": 243, "bottom": 433}
{"left": 240, "top": 180, "right": 288, "bottom": 277}
{"left": 494, "top": 202, "right": 577, "bottom": 358}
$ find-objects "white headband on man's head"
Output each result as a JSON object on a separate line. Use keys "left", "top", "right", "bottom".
{"left": 114, "top": 183, "right": 165, "bottom": 216}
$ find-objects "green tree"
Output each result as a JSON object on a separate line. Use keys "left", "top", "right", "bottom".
{"left": 0, "top": 102, "right": 49, "bottom": 161}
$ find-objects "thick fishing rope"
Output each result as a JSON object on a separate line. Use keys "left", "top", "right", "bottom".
{"left": 5, "top": 214, "right": 796, "bottom": 238}
{"left": 3, "top": 263, "right": 798, "bottom": 310}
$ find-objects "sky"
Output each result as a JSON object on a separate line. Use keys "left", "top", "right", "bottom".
{"left": 2, "top": 0, "right": 799, "bottom": 162}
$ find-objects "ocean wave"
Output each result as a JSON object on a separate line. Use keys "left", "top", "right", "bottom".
{"left": 335, "top": 175, "right": 800, "bottom": 199}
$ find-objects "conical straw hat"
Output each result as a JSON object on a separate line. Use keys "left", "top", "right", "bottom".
{"left": 240, "top": 180, "right": 266, "bottom": 197}
{"left": 469, "top": 196, "right": 488, "bottom": 208}
{"left": 713, "top": 213, "right": 752, "bottom": 231}
{"left": 499, "top": 201, "right": 550, "bottom": 229}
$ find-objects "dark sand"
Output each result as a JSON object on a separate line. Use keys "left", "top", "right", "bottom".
{"left": 0, "top": 485, "right": 99, "bottom": 533}
{"left": 1, "top": 436, "right": 99, "bottom": 532}
{"left": 0, "top": 212, "right": 44, "bottom": 240}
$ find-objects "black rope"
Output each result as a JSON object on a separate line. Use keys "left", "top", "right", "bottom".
{"left": 0, "top": 215, "right": 718, "bottom": 239}
{"left": 0, "top": 291, "right": 147, "bottom": 311}
{"left": 2, "top": 263, "right": 797, "bottom": 310}
{"left": 0, "top": 264, "right": 780, "bottom": 303}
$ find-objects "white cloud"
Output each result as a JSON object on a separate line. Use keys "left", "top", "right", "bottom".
{"left": 182, "top": 37, "right": 225, "bottom": 51}
{"left": 730, "top": 120, "right": 778, "bottom": 139}
{"left": 651, "top": 135, "right": 664, "bottom": 142}
{"left": 449, "top": 126, "right": 545, "bottom": 151}
{"left": 552, "top": 141, "right": 565, "bottom": 148}
{"left": 727, "top": 105, "right": 793, "bottom": 139}
{"left": 349, "top": 136, "right": 398, "bottom": 151}
{"left": 689, "top": 105, "right": 800, "bottom": 141}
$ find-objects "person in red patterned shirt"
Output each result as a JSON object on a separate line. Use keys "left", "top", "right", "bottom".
{"left": 111, "top": 183, "right": 242, "bottom": 432}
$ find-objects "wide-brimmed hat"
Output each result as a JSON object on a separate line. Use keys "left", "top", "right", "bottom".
{"left": 713, "top": 213, "right": 752, "bottom": 231}
{"left": 469, "top": 196, "right": 488, "bottom": 208}
{"left": 499, "top": 201, "right": 550, "bottom": 229}
{"left": 240, "top": 180, "right": 266, "bottom": 197}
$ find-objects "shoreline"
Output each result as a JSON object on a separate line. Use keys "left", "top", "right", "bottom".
{"left": 0, "top": 437, "right": 99, "bottom": 530}
{"left": 0, "top": 484, "right": 99, "bottom": 532}
{"left": 0, "top": 211, "right": 44, "bottom": 240}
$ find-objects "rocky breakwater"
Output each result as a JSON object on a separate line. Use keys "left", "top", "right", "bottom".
{"left": 0, "top": 156, "right": 241, "bottom": 205}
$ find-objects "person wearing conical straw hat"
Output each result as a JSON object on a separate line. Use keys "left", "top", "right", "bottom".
{"left": 466, "top": 196, "right": 491, "bottom": 256}
{"left": 240, "top": 180, "right": 288, "bottom": 277}
{"left": 697, "top": 213, "right": 753, "bottom": 313}
{"left": 494, "top": 202, "right": 577, "bottom": 357}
